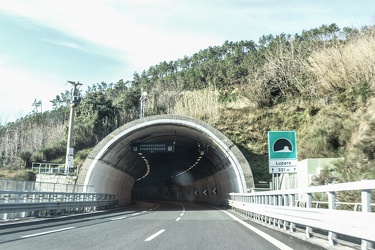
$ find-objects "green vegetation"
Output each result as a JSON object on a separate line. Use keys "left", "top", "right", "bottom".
{"left": 0, "top": 23, "right": 374, "bottom": 189}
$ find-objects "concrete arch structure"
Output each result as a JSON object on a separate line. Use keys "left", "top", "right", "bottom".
{"left": 77, "top": 115, "right": 254, "bottom": 205}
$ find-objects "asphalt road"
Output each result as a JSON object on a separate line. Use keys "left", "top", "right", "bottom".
{"left": 0, "top": 201, "right": 326, "bottom": 250}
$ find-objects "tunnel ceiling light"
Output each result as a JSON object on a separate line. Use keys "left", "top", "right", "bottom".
{"left": 173, "top": 151, "right": 206, "bottom": 177}
{"left": 136, "top": 154, "right": 151, "bottom": 181}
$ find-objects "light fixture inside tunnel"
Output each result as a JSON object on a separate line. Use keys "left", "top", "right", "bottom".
{"left": 136, "top": 152, "right": 150, "bottom": 181}
{"left": 174, "top": 153, "right": 204, "bottom": 177}
{"left": 173, "top": 143, "right": 210, "bottom": 177}
{"left": 198, "top": 143, "right": 209, "bottom": 156}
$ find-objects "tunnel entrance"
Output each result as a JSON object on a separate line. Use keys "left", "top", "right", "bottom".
{"left": 77, "top": 115, "right": 254, "bottom": 206}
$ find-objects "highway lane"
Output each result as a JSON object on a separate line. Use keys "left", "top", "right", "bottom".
{"left": 0, "top": 201, "right": 326, "bottom": 250}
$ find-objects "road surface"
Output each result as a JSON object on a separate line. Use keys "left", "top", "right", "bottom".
{"left": 0, "top": 201, "right": 326, "bottom": 250}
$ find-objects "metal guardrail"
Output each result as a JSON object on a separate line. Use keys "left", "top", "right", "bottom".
{"left": 31, "top": 162, "right": 78, "bottom": 175}
{"left": 227, "top": 180, "right": 375, "bottom": 250}
{"left": 0, "top": 190, "right": 118, "bottom": 221}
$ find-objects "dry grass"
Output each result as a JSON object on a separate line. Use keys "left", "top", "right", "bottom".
{"left": 171, "top": 87, "right": 223, "bottom": 123}
{"left": 307, "top": 34, "right": 375, "bottom": 95}
{"left": 0, "top": 169, "right": 32, "bottom": 180}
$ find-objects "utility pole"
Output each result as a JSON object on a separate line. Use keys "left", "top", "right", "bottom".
{"left": 65, "top": 81, "right": 82, "bottom": 175}
{"left": 139, "top": 90, "right": 147, "bottom": 118}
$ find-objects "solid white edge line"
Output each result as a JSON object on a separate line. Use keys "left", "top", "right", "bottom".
{"left": 21, "top": 227, "right": 75, "bottom": 238}
{"left": 145, "top": 229, "right": 165, "bottom": 241}
{"left": 222, "top": 211, "right": 293, "bottom": 250}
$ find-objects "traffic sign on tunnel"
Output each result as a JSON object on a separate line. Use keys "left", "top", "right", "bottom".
{"left": 131, "top": 142, "right": 175, "bottom": 153}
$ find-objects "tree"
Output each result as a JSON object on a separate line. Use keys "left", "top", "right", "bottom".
{"left": 32, "top": 99, "right": 42, "bottom": 113}
{"left": 74, "top": 91, "right": 119, "bottom": 149}
{"left": 19, "top": 150, "right": 32, "bottom": 169}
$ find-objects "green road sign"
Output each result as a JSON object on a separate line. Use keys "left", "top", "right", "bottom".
{"left": 268, "top": 131, "right": 297, "bottom": 159}
{"left": 268, "top": 131, "right": 297, "bottom": 174}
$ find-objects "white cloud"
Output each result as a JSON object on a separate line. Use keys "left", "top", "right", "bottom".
{"left": 0, "top": 1, "right": 224, "bottom": 70}
{"left": 0, "top": 63, "right": 68, "bottom": 123}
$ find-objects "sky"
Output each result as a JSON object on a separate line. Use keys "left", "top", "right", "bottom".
{"left": 0, "top": 0, "right": 374, "bottom": 124}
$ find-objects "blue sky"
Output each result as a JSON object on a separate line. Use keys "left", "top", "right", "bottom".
{"left": 0, "top": 0, "right": 374, "bottom": 123}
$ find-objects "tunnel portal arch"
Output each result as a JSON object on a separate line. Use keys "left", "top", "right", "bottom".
{"left": 77, "top": 115, "right": 254, "bottom": 205}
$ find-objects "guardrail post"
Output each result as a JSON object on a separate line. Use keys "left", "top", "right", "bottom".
{"left": 15, "top": 192, "right": 20, "bottom": 219}
{"left": 38, "top": 194, "right": 44, "bottom": 217}
{"left": 283, "top": 194, "right": 288, "bottom": 230}
{"left": 289, "top": 193, "right": 296, "bottom": 232}
{"left": 361, "top": 189, "right": 373, "bottom": 250}
{"left": 266, "top": 195, "right": 271, "bottom": 226}
{"left": 271, "top": 195, "right": 278, "bottom": 227}
{"left": 305, "top": 193, "right": 313, "bottom": 238}
{"left": 84, "top": 194, "right": 90, "bottom": 212}
{"left": 52, "top": 194, "right": 58, "bottom": 215}
{"left": 65, "top": 194, "right": 70, "bottom": 214}
{"left": 93, "top": 194, "right": 97, "bottom": 212}
{"left": 327, "top": 191, "right": 337, "bottom": 246}
{"left": 3, "top": 194, "right": 10, "bottom": 220}
{"left": 31, "top": 193, "right": 36, "bottom": 217}
{"left": 277, "top": 195, "right": 282, "bottom": 228}
{"left": 75, "top": 194, "right": 79, "bottom": 212}
{"left": 80, "top": 194, "right": 84, "bottom": 212}
{"left": 21, "top": 194, "right": 28, "bottom": 218}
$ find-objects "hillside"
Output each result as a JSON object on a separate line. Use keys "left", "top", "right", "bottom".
{"left": 0, "top": 23, "right": 374, "bottom": 188}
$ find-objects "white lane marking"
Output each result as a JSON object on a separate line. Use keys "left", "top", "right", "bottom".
{"left": 133, "top": 212, "right": 140, "bottom": 216}
{"left": 222, "top": 211, "right": 293, "bottom": 250}
{"left": 175, "top": 217, "right": 181, "bottom": 221}
{"left": 110, "top": 216, "right": 127, "bottom": 221}
{"left": 21, "top": 227, "right": 75, "bottom": 238}
{"left": 180, "top": 213, "right": 184, "bottom": 216}
{"left": 145, "top": 229, "right": 165, "bottom": 241}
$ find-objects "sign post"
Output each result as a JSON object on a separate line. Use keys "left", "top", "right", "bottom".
{"left": 268, "top": 131, "right": 297, "bottom": 174}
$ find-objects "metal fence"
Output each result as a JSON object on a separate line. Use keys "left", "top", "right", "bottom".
{"left": 31, "top": 162, "right": 78, "bottom": 175}
{"left": 0, "top": 179, "right": 94, "bottom": 193}
{"left": 227, "top": 180, "right": 375, "bottom": 250}
{"left": 0, "top": 190, "right": 118, "bottom": 221}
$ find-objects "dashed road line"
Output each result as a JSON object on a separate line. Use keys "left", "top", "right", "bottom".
{"left": 145, "top": 229, "right": 165, "bottom": 241}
